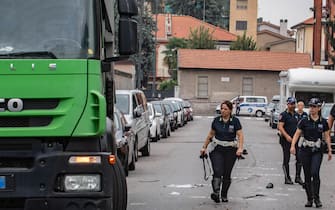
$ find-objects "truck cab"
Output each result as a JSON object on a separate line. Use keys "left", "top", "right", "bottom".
{"left": 0, "top": 0, "right": 138, "bottom": 209}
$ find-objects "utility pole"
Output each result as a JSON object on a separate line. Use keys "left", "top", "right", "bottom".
{"left": 136, "top": 0, "right": 144, "bottom": 89}
{"left": 313, "top": 0, "right": 322, "bottom": 66}
{"left": 152, "top": 0, "right": 158, "bottom": 98}
{"left": 203, "top": 0, "right": 206, "bottom": 22}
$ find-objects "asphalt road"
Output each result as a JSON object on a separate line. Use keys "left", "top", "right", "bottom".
{"left": 126, "top": 116, "right": 335, "bottom": 210}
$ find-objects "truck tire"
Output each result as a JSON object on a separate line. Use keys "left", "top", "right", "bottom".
{"left": 112, "top": 158, "right": 128, "bottom": 210}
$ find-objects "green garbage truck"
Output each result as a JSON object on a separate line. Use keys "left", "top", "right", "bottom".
{"left": 0, "top": 0, "right": 138, "bottom": 209}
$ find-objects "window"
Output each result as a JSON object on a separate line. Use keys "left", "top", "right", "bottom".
{"left": 197, "top": 76, "right": 208, "bottom": 98}
{"left": 236, "top": 21, "right": 248, "bottom": 30}
{"left": 242, "top": 77, "right": 253, "bottom": 96}
{"left": 237, "top": 0, "right": 248, "bottom": 9}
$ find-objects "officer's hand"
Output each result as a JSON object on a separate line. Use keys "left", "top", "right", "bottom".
{"left": 236, "top": 148, "right": 243, "bottom": 157}
{"left": 328, "top": 150, "right": 332, "bottom": 161}
{"left": 200, "top": 148, "right": 206, "bottom": 156}
{"left": 286, "top": 136, "right": 293, "bottom": 143}
{"left": 290, "top": 146, "right": 296, "bottom": 155}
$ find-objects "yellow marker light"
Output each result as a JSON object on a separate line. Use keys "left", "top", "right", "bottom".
{"left": 69, "top": 156, "right": 101, "bottom": 164}
{"left": 108, "top": 155, "right": 116, "bottom": 165}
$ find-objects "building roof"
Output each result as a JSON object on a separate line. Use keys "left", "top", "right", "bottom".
{"left": 291, "top": 17, "right": 314, "bottom": 29}
{"left": 257, "top": 30, "right": 291, "bottom": 40}
{"left": 155, "top": 14, "right": 237, "bottom": 42}
{"left": 257, "top": 21, "right": 280, "bottom": 30}
{"left": 178, "top": 49, "right": 312, "bottom": 71}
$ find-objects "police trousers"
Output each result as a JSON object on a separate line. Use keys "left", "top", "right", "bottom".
{"left": 280, "top": 137, "right": 302, "bottom": 173}
{"left": 300, "top": 147, "right": 323, "bottom": 188}
{"left": 209, "top": 145, "right": 237, "bottom": 180}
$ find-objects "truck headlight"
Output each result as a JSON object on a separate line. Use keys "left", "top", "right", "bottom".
{"left": 64, "top": 174, "right": 101, "bottom": 192}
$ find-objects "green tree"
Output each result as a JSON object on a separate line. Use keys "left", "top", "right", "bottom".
{"left": 130, "top": 5, "right": 156, "bottom": 88}
{"left": 187, "top": 26, "right": 215, "bottom": 49}
{"left": 324, "top": 12, "right": 335, "bottom": 69}
{"left": 165, "top": 0, "right": 228, "bottom": 29}
{"left": 162, "top": 37, "right": 188, "bottom": 80}
{"left": 159, "top": 79, "right": 178, "bottom": 90}
{"left": 230, "top": 32, "right": 257, "bottom": 51}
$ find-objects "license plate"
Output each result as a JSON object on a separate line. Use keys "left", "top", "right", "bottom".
{"left": 0, "top": 176, "right": 5, "bottom": 189}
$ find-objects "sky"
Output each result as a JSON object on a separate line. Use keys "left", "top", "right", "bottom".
{"left": 258, "top": 0, "right": 314, "bottom": 28}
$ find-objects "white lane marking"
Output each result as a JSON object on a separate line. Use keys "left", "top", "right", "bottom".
{"left": 207, "top": 116, "right": 214, "bottom": 119}
{"left": 130, "top": 203, "right": 147, "bottom": 206}
{"left": 189, "top": 196, "right": 207, "bottom": 199}
{"left": 165, "top": 184, "right": 194, "bottom": 188}
{"left": 169, "top": 191, "right": 181, "bottom": 196}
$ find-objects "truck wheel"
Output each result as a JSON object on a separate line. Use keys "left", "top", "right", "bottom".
{"left": 141, "top": 135, "right": 151, "bottom": 157}
{"left": 112, "top": 158, "right": 127, "bottom": 210}
{"left": 256, "top": 110, "right": 263, "bottom": 117}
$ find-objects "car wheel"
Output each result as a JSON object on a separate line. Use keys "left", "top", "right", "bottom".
{"left": 129, "top": 150, "right": 136, "bottom": 171}
{"left": 152, "top": 130, "right": 158, "bottom": 142}
{"left": 256, "top": 110, "right": 263, "bottom": 117}
{"left": 141, "top": 134, "right": 151, "bottom": 157}
{"left": 272, "top": 123, "right": 277, "bottom": 129}
{"left": 134, "top": 139, "right": 139, "bottom": 162}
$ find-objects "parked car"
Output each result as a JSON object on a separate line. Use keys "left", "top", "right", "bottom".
{"left": 164, "top": 97, "right": 185, "bottom": 127}
{"left": 148, "top": 102, "right": 161, "bottom": 142}
{"left": 116, "top": 90, "right": 151, "bottom": 158}
{"left": 114, "top": 108, "right": 136, "bottom": 176}
{"left": 216, "top": 96, "right": 268, "bottom": 117}
{"left": 183, "top": 100, "right": 193, "bottom": 121}
{"left": 151, "top": 101, "right": 171, "bottom": 138}
{"left": 269, "top": 103, "right": 280, "bottom": 129}
{"left": 264, "top": 102, "right": 276, "bottom": 122}
{"left": 163, "top": 101, "right": 178, "bottom": 131}
{"left": 321, "top": 103, "right": 335, "bottom": 153}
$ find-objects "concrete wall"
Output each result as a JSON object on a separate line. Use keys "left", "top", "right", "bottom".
{"left": 229, "top": 0, "right": 258, "bottom": 41}
{"left": 178, "top": 69, "right": 280, "bottom": 115}
{"left": 257, "top": 33, "right": 282, "bottom": 50}
{"left": 295, "top": 26, "right": 326, "bottom": 63}
{"left": 270, "top": 41, "right": 296, "bottom": 53}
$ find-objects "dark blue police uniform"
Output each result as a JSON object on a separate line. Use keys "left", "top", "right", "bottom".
{"left": 298, "top": 116, "right": 329, "bottom": 206}
{"left": 279, "top": 110, "right": 300, "bottom": 183}
{"left": 210, "top": 116, "right": 242, "bottom": 202}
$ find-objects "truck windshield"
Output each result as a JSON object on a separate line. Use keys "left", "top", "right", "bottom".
{"left": 0, "top": 0, "right": 97, "bottom": 59}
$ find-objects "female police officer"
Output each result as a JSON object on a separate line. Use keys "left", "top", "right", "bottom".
{"left": 290, "top": 98, "right": 332, "bottom": 208}
{"left": 200, "top": 100, "right": 244, "bottom": 203}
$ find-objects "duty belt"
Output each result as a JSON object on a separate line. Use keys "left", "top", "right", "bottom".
{"left": 213, "top": 138, "right": 238, "bottom": 147}
{"left": 299, "top": 138, "right": 321, "bottom": 148}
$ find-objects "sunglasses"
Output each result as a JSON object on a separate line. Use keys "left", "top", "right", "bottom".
{"left": 309, "top": 105, "right": 319, "bottom": 108}
{"left": 287, "top": 102, "right": 296, "bottom": 105}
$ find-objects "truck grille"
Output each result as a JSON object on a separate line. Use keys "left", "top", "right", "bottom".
{"left": 0, "top": 117, "right": 52, "bottom": 127}
{"left": 23, "top": 99, "right": 59, "bottom": 110}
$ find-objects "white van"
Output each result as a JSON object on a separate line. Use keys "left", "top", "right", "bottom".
{"left": 216, "top": 96, "right": 268, "bottom": 117}
{"left": 116, "top": 90, "right": 151, "bottom": 158}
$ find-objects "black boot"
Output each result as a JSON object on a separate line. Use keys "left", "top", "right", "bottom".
{"left": 304, "top": 183, "right": 313, "bottom": 207}
{"left": 283, "top": 165, "right": 293, "bottom": 184}
{"left": 313, "top": 180, "right": 322, "bottom": 208}
{"left": 211, "top": 177, "right": 221, "bottom": 203}
{"left": 295, "top": 162, "right": 304, "bottom": 185}
{"left": 221, "top": 179, "right": 231, "bottom": 202}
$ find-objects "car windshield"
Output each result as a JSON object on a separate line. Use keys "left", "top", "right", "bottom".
{"left": 153, "top": 104, "right": 163, "bottom": 114}
{"left": 321, "top": 104, "right": 333, "bottom": 119}
{"left": 116, "top": 94, "right": 130, "bottom": 114}
{"left": 148, "top": 104, "right": 153, "bottom": 116}
{"left": 113, "top": 112, "right": 121, "bottom": 130}
{"left": 0, "top": 0, "right": 97, "bottom": 59}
